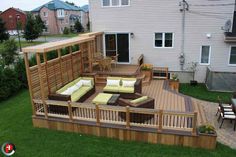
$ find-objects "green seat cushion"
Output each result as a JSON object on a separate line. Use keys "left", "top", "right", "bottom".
{"left": 72, "top": 77, "right": 82, "bottom": 84}
{"left": 107, "top": 77, "right": 122, "bottom": 80}
{"left": 81, "top": 77, "right": 94, "bottom": 86}
{"left": 122, "top": 78, "right": 137, "bottom": 81}
{"left": 56, "top": 81, "right": 76, "bottom": 94}
{"left": 119, "top": 86, "right": 134, "bottom": 93}
{"left": 103, "top": 86, "right": 119, "bottom": 92}
{"left": 71, "top": 86, "right": 92, "bottom": 102}
{"left": 92, "top": 93, "right": 113, "bottom": 105}
{"left": 130, "top": 96, "right": 148, "bottom": 104}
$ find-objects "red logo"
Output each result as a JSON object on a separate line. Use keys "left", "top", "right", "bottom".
{"left": 1, "top": 142, "right": 16, "bottom": 156}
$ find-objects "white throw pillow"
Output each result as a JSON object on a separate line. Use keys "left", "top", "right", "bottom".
{"left": 80, "top": 79, "right": 92, "bottom": 86}
{"left": 106, "top": 79, "right": 120, "bottom": 86}
{"left": 122, "top": 80, "right": 136, "bottom": 87}
{"left": 76, "top": 81, "right": 83, "bottom": 89}
{"left": 61, "top": 85, "right": 79, "bottom": 95}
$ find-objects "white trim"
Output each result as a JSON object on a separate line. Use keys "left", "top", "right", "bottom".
{"left": 199, "top": 45, "right": 211, "bottom": 65}
{"left": 101, "top": 0, "right": 130, "bottom": 8}
{"left": 104, "top": 32, "right": 131, "bottom": 64}
{"left": 153, "top": 32, "right": 174, "bottom": 49}
{"left": 228, "top": 46, "right": 236, "bottom": 66}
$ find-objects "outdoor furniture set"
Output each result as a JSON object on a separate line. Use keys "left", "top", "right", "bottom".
{"left": 216, "top": 93, "right": 236, "bottom": 131}
{"left": 48, "top": 75, "right": 154, "bottom": 122}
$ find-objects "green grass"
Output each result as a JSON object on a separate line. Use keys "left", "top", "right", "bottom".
{"left": 0, "top": 41, "right": 45, "bottom": 50}
{"left": 0, "top": 90, "right": 236, "bottom": 156}
{"left": 44, "top": 33, "right": 78, "bottom": 38}
{"left": 180, "top": 83, "right": 233, "bottom": 103}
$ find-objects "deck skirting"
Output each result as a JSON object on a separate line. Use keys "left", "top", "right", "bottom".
{"left": 32, "top": 116, "right": 216, "bottom": 150}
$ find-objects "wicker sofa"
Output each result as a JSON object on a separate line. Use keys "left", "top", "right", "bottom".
{"left": 117, "top": 93, "right": 154, "bottom": 123}
{"left": 48, "top": 77, "right": 95, "bottom": 103}
{"left": 103, "top": 77, "right": 142, "bottom": 99}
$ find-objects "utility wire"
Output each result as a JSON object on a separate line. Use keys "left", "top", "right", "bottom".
{"left": 188, "top": 11, "right": 228, "bottom": 19}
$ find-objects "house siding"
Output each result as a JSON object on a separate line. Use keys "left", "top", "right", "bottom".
{"left": 89, "top": 0, "right": 236, "bottom": 82}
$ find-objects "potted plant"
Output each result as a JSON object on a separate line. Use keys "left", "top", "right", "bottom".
{"left": 169, "top": 73, "right": 179, "bottom": 91}
{"left": 141, "top": 64, "right": 153, "bottom": 80}
{"left": 198, "top": 124, "right": 216, "bottom": 135}
{"left": 188, "top": 62, "right": 198, "bottom": 86}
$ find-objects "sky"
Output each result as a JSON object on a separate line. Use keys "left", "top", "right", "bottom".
{"left": 0, "top": 0, "right": 88, "bottom": 11}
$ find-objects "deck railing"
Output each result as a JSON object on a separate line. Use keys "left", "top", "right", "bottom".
{"left": 33, "top": 99, "right": 197, "bottom": 135}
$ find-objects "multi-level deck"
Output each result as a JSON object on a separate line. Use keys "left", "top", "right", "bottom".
{"left": 22, "top": 32, "right": 216, "bottom": 150}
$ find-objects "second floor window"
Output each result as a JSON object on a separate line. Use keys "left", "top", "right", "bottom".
{"left": 57, "top": 9, "right": 65, "bottom": 18}
{"left": 154, "top": 33, "right": 173, "bottom": 48}
{"left": 102, "top": 0, "right": 130, "bottom": 7}
{"left": 43, "top": 12, "right": 48, "bottom": 17}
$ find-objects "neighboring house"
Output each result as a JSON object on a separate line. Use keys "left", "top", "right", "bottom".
{"left": 0, "top": 7, "right": 27, "bottom": 35}
{"left": 31, "top": 0, "right": 88, "bottom": 34}
{"left": 81, "top": 5, "right": 89, "bottom": 30}
{"left": 89, "top": 0, "right": 236, "bottom": 91}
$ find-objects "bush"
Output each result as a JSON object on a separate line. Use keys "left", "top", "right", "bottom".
{"left": 0, "top": 38, "right": 18, "bottom": 65}
{"left": 63, "top": 27, "right": 70, "bottom": 35}
{"left": 15, "top": 58, "right": 28, "bottom": 88}
{"left": 0, "top": 67, "right": 22, "bottom": 101}
{"left": 198, "top": 124, "right": 216, "bottom": 134}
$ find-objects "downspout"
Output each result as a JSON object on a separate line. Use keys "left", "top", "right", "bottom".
{"left": 179, "top": 0, "right": 189, "bottom": 70}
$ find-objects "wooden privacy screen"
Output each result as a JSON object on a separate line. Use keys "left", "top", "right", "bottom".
{"left": 29, "top": 51, "right": 82, "bottom": 99}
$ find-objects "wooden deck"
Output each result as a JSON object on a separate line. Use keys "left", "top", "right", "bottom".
{"left": 85, "top": 80, "right": 207, "bottom": 126}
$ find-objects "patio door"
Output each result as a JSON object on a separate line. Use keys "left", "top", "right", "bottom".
{"left": 105, "top": 33, "right": 130, "bottom": 63}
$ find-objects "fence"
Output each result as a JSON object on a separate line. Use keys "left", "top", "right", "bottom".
{"left": 33, "top": 99, "right": 197, "bottom": 135}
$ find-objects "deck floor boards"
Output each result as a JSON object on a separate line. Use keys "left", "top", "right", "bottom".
{"left": 85, "top": 80, "right": 207, "bottom": 126}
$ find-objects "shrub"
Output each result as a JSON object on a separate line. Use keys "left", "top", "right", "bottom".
{"left": 0, "top": 38, "right": 18, "bottom": 66}
{"left": 198, "top": 124, "right": 216, "bottom": 134}
{"left": 15, "top": 58, "right": 28, "bottom": 88}
{"left": 63, "top": 27, "right": 70, "bottom": 35}
{"left": 0, "top": 67, "right": 21, "bottom": 101}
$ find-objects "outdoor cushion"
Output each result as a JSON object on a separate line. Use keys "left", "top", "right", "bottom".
{"left": 130, "top": 96, "right": 148, "bottom": 104}
{"left": 122, "top": 80, "right": 136, "bottom": 87}
{"left": 92, "top": 93, "right": 113, "bottom": 105}
{"left": 119, "top": 86, "right": 134, "bottom": 93}
{"left": 107, "top": 77, "right": 122, "bottom": 80}
{"left": 107, "top": 79, "right": 120, "bottom": 86}
{"left": 56, "top": 81, "right": 76, "bottom": 94}
{"left": 80, "top": 79, "right": 92, "bottom": 86}
{"left": 104, "top": 86, "right": 119, "bottom": 92}
{"left": 71, "top": 86, "right": 92, "bottom": 102}
{"left": 122, "top": 78, "right": 136, "bottom": 81}
{"left": 81, "top": 77, "right": 94, "bottom": 86}
{"left": 75, "top": 81, "right": 83, "bottom": 89}
{"left": 61, "top": 85, "right": 79, "bottom": 95}
{"left": 72, "top": 77, "right": 82, "bottom": 84}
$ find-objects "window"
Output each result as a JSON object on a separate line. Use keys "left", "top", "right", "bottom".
{"left": 102, "top": 0, "right": 130, "bottom": 7}
{"left": 43, "top": 12, "right": 48, "bottom": 17}
{"left": 57, "top": 9, "right": 65, "bottom": 17}
{"left": 200, "top": 45, "right": 211, "bottom": 65}
{"left": 154, "top": 33, "right": 173, "bottom": 48}
{"left": 229, "top": 47, "right": 236, "bottom": 65}
{"left": 44, "top": 20, "right": 49, "bottom": 25}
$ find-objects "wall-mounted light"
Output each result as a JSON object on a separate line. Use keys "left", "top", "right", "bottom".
{"left": 130, "top": 32, "right": 134, "bottom": 38}
{"left": 206, "top": 33, "right": 212, "bottom": 39}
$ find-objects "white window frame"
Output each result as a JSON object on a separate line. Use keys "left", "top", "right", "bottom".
{"left": 43, "top": 12, "right": 48, "bottom": 17}
{"left": 199, "top": 45, "right": 211, "bottom": 65}
{"left": 101, "top": 0, "right": 130, "bottom": 7}
{"left": 228, "top": 46, "right": 236, "bottom": 66}
{"left": 44, "top": 20, "right": 49, "bottom": 26}
{"left": 153, "top": 32, "right": 174, "bottom": 48}
{"left": 57, "top": 9, "right": 65, "bottom": 18}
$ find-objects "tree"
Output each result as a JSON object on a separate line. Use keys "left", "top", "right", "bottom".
{"left": 35, "top": 15, "right": 46, "bottom": 35}
{"left": 65, "top": 1, "right": 75, "bottom": 6}
{"left": 74, "top": 20, "right": 84, "bottom": 33}
{"left": 0, "top": 18, "right": 9, "bottom": 43}
{"left": 0, "top": 38, "right": 18, "bottom": 66}
{"left": 87, "top": 21, "right": 90, "bottom": 31}
{"left": 63, "top": 27, "right": 70, "bottom": 35}
{"left": 23, "top": 13, "right": 40, "bottom": 41}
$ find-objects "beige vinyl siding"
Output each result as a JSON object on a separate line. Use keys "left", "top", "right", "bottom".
{"left": 89, "top": 0, "right": 236, "bottom": 82}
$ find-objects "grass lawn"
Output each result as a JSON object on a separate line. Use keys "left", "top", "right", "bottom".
{"left": 180, "top": 83, "right": 233, "bottom": 103}
{"left": 0, "top": 90, "right": 236, "bottom": 156}
{"left": 0, "top": 41, "right": 45, "bottom": 50}
{"left": 44, "top": 33, "right": 78, "bottom": 38}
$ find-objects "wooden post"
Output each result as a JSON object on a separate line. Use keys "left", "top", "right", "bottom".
{"left": 24, "top": 53, "right": 36, "bottom": 116}
{"left": 96, "top": 104, "right": 100, "bottom": 126}
{"left": 68, "top": 101, "right": 73, "bottom": 122}
{"left": 87, "top": 41, "right": 92, "bottom": 72}
{"left": 126, "top": 106, "right": 130, "bottom": 129}
{"left": 69, "top": 46, "right": 74, "bottom": 79}
{"left": 158, "top": 110, "right": 163, "bottom": 132}
{"left": 43, "top": 53, "right": 50, "bottom": 94}
{"left": 192, "top": 112, "right": 198, "bottom": 136}
{"left": 57, "top": 49, "right": 63, "bottom": 85}
{"left": 36, "top": 53, "right": 48, "bottom": 119}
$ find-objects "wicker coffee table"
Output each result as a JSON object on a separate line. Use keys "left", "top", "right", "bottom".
{"left": 92, "top": 93, "right": 120, "bottom": 105}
